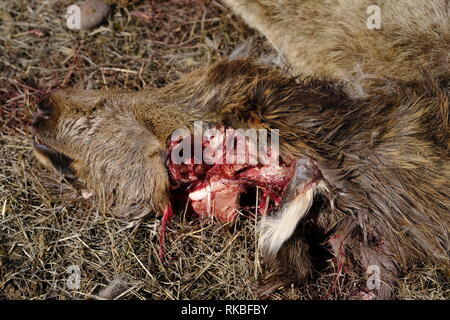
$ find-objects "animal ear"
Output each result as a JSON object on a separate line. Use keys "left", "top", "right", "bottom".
{"left": 258, "top": 157, "right": 325, "bottom": 257}
{"left": 112, "top": 204, "right": 153, "bottom": 220}
{"left": 50, "top": 89, "right": 108, "bottom": 113}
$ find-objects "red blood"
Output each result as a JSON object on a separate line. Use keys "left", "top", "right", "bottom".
{"left": 166, "top": 128, "right": 295, "bottom": 221}
{"left": 159, "top": 203, "right": 174, "bottom": 260}
{"left": 190, "top": 181, "right": 241, "bottom": 221}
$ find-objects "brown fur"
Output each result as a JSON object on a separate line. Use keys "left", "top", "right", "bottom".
{"left": 32, "top": 0, "right": 450, "bottom": 299}
{"left": 220, "top": 0, "right": 450, "bottom": 297}
{"left": 33, "top": 59, "right": 449, "bottom": 298}
{"left": 222, "top": 0, "right": 450, "bottom": 97}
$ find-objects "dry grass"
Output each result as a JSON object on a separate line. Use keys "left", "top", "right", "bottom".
{"left": 0, "top": 0, "right": 448, "bottom": 300}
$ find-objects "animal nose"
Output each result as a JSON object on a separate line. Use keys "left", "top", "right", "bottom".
{"left": 31, "top": 107, "right": 51, "bottom": 127}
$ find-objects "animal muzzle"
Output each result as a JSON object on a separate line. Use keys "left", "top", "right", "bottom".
{"left": 33, "top": 137, "right": 75, "bottom": 178}
{"left": 31, "top": 107, "right": 51, "bottom": 127}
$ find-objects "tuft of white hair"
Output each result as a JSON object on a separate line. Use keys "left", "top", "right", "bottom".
{"left": 258, "top": 181, "right": 327, "bottom": 257}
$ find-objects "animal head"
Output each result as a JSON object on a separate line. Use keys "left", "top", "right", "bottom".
{"left": 32, "top": 89, "right": 170, "bottom": 219}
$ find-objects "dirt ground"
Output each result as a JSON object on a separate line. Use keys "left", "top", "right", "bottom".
{"left": 0, "top": 0, "right": 448, "bottom": 300}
